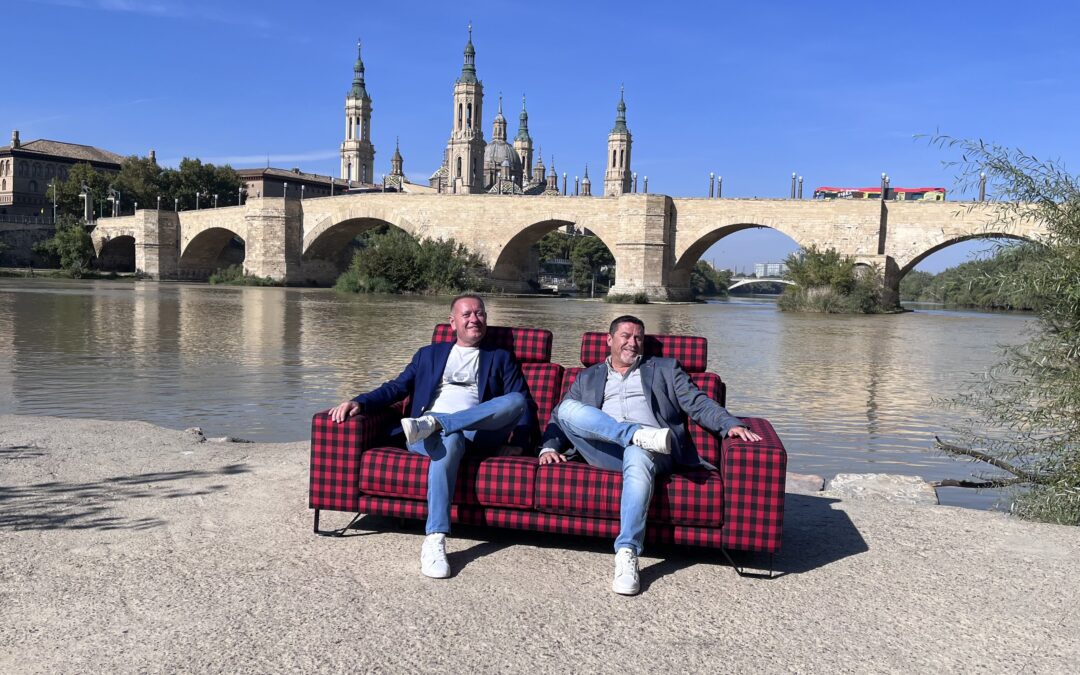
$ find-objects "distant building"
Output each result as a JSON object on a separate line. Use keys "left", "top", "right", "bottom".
{"left": 0, "top": 129, "right": 123, "bottom": 220}
{"left": 813, "top": 186, "right": 946, "bottom": 201}
{"left": 754, "top": 262, "right": 788, "bottom": 278}
{"left": 237, "top": 167, "right": 350, "bottom": 200}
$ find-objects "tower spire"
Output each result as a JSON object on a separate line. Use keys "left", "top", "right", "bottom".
{"left": 350, "top": 39, "right": 368, "bottom": 98}
{"left": 612, "top": 84, "right": 628, "bottom": 133}
{"left": 458, "top": 22, "right": 478, "bottom": 84}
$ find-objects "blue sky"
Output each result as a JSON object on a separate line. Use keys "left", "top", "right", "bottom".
{"left": 7, "top": 0, "right": 1079, "bottom": 272}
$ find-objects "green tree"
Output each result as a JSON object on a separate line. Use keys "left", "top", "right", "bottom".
{"left": 931, "top": 137, "right": 1080, "bottom": 524}
{"left": 335, "top": 226, "right": 489, "bottom": 294}
{"left": 47, "top": 163, "right": 112, "bottom": 221}
{"left": 32, "top": 215, "right": 94, "bottom": 275}
{"left": 570, "top": 235, "right": 614, "bottom": 296}
{"left": 163, "top": 158, "right": 242, "bottom": 211}
{"left": 111, "top": 155, "right": 165, "bottom": 211}
{"left": 691, "top": 260, "right": 731, "bottom": 297}
{"left": 778, "top": 245, "right": 883, "bottom": 313}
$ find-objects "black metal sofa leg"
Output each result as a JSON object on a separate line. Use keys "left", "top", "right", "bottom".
{"left": 721, "top": 548, "right": 776, "bottom": 579}
{"left": 313, "top": 508, "right": 364, "bottom": 537}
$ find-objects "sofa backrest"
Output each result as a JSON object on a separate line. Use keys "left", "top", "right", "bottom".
{"left": 432, "top": 324, "right": 552, "bottom": 363}
{"left": 578, "top": 332, "right": 708, "bottom": 373}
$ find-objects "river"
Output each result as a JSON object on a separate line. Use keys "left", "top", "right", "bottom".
{"left": 0, "top": 279, "right": 1035, "bottom": 511}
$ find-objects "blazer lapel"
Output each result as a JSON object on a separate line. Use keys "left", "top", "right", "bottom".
{"left": 639, "top": 358, "right": 658, "bottom": 410}
{"left": 477, "top": 346, "right": 494, "bottom": 401}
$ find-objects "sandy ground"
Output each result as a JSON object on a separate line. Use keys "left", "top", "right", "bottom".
{"left": 1, "top": 414, "right": 1078, "bottom": 674}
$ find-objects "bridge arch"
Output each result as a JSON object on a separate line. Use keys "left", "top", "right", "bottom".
{"left": 301, "top": 216, "right": 413, "bottom": 286}
{"left": 489, "top": 219, "right": 615, "bottom": 292}
{"left": 97, "top": 235, "right": 136, "bottom": 273}
{"left": 899, "top": 232, "right": 1035, "bottom": 278}
{"left": 178, "top": 227, "right": 246, "bottom": 280}
{"left": 671, "top": 222, "right": 806, "bottom": 293}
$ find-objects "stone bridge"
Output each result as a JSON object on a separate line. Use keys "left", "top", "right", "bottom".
{"left": 91, "top": 192, "right": 1044, "bottom": 302}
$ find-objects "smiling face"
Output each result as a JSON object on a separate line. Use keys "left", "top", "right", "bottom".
{"left": 607, "top": 320, "right": 644, "bottom": 371}
{"left": 450, "top": 296, "right": 487, "bottom": 347}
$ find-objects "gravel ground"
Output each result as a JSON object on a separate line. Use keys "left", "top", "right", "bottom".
{"left": 1, "top": 414, "right": 1077, "bottom": 674}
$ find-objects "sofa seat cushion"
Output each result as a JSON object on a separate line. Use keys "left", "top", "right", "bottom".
{"left": 357, "top": 448, "right": 536, "bottom": 508}
{"left": 535, "top": 462, "right": 724, "bottom": 527}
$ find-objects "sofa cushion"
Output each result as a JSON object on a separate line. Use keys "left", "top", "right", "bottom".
{"left": 523, "top": 362, "right": 563, "bottom": 434}
{"left": 432, "top": 324, "right": 552, "bottom": 363}
{"left": 579, "top": 332, "right": 708, "bottom": 373}
{"left": 535, "top": 462, "right": 724, "bottom": 527}
{"left": 357, "top": 448, "right": 536, "bottom": 509}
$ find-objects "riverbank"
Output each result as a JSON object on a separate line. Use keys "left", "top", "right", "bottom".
{"left": 1, "top": 415, "right": 1077, "bottom": 672}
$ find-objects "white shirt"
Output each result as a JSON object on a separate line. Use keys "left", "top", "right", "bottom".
{"left": 428, "top": 345, "right": 480, "bottom": 413}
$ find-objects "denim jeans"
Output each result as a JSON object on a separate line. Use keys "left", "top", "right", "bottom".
{"left": 407, "top": 391, "right": 526, "bottom": 535}
{"left": 554, "top": 398, "right": 673, "bottom": 555}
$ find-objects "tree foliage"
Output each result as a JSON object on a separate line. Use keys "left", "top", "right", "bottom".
{"left": 778, "top": 245, "right": 884, "bottom": 313}
{"left": 931, "top": 137, "right": 1080, "bottom": 524}
{"left": 536, "top": 230, "right": 616, "bottom": 294}
{"left": 900, "top": 246, "right": 1041, "bottom": 309}
{"left": 335, "top": 226, "right": 489, "bottom": 295}
{"left": 32, "top": 215, "right": 95, "bottom": 276}
{"left": 690, "top": 260, "right": 731, "bottom": 297}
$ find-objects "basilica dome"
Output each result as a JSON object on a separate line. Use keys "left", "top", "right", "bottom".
{"left": 484, "top": 139, "right": 521, "bottom": 175}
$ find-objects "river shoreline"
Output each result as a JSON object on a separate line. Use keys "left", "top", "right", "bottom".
{"left": 1, "top": 414, "right": 1077, "bottom": 672}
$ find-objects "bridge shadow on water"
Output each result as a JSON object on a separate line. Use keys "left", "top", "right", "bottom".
{"left": 338, "top": 492, "right": 867, "bottom": 585}
{"left": 0, "top": 455, "right": 251, "bottom": 532}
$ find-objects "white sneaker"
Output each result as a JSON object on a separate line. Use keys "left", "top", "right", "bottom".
{"left": 612, "top": 547, "right": 640, "bottom": 595}
{"left": 420, "top": 533, "right": 450, "bottom": 579}
{"left": 631, "top": 426, "right": 672, "bottom": 454}
{"left": 402, "top": 415, "right": 439, "bottom": 445}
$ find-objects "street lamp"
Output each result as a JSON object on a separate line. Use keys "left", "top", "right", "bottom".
{"left": 574, "top": 176, "right": 579, "bottom": 196}
{"left": 790, "top": 172, "right": 797, "bottom": 199}
{"left": 157, "top": 195, "right": 161, "bottom": 210}
{"left": 174, "top": 197, "right": 179, "bottom": 212}
{"left": 562, "top": 172, "right": 567, "bottom": 196}
{"left": 643, "top": 176, "right": 648, "bottom": 194}
{"left": 978, "top": 171, "right": 986, "bottom": 201}
{"left": 213, "top": 193, "right": 218, "bottom": 209}
{"left": 238, "top": 185, "right": 246, "bottom": 206}
{"left": 283, "top": 182, "right": 288, "bottom": 199}
{"left": 195, "top": 191, "right": 201, "bottom": 210}
{"left": 632, "top": 172, "right": 638, "bottom": 193}
{"left": 709, "top": 172, "right": 715, "bottom": 198}
{"left": 798, "top": 176, "right": 804, "bottom": 199}
{"left": 79, "top": 183, "right": 92, "bottom": 223}
{"left": 300, "top": 184, "right": 305, "bottom": 200}
{"left": 717, "top": 175, "right": 723, "bottom": 198}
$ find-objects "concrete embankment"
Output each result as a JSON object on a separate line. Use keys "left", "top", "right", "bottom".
{"left": 1, "top": 415, "right": 1077, "bottom": 673}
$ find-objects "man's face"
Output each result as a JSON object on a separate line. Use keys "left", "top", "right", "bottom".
{"left": 608, "top": 321, "right": 644, "bottom": 370}
{"left": 450, "top": 297, "right": 487, "bottom": 347}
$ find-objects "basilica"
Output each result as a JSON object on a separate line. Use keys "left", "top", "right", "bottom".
{"left": 339, "top": 28, "right": 633, "bottom": 197}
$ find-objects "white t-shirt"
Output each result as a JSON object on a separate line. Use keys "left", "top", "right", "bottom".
{"left": 428, "top": 345, "right": 480, "bottom": 413}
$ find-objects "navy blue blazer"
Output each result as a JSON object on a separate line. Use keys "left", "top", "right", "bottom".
{"left": 352, "top": 341, "right": 537, "bottom": 447}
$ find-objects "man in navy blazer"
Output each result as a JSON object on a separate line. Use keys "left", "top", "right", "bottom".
{"left": 540, "top": 315, "right": 760, "bottom": 595}
{"left": 330, "top": 294, "right": 533, "bottom": 579}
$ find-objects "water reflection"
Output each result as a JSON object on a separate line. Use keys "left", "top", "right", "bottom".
{"left": 0, "top": 280, "right": 1033, "bottom": 510}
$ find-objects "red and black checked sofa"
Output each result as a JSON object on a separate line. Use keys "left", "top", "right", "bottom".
{"left": 310, "top": 324, "right": 787, "bottom": 565}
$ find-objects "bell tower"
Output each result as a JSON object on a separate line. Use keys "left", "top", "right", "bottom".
{"left": 445, "top": 25, "right": 486, "bottom": 194}
{"left": 340, "top": 40, "right": 375, "bottom": 184}
{"left": 604, "top": 87, "right": 632, "bottom": 196}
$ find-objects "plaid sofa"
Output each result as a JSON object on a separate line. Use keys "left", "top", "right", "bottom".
{"left": 310, "top": 324, "right": 786, "bottom": 555}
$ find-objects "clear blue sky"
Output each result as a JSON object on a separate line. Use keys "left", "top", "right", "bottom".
{"left": 8, "top": 0, "right": 1079, "bottom": 272}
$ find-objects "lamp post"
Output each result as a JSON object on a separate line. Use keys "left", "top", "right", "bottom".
{"left": 790, "top": 172, "right": 797, "bottom": 199}
{"left": 79, "top": 183, "right": 92, "bottom": 223}
{"left": 632, "top": 172, "right": 638, "bottom": 193}
{"left": 798, "top": 176, "right": 804, "bottom": 199}
{"left": 643, "top": 176, "right": 648, "bottom": 194}
{"left": 709, "top": 172, "right": 715, "bottom": 198}
{"left": 174, "top": 197, "right": 179, "bottom": 212}
{"left": 562, "top": 172, "right": 567, "bottom": 195}
{"left": 283, "top": 182, "right": 288, "bottom": 199}
{"left": 574, "top": 176, "right": 579, "bottom": 196}
{"left": 717, "top": 175, "right": 723, "bottom": 198}
{"left": 238, "top": 185, "right": 245, "bottom": 206}
{"left": 157, "top": 195, "right": 161, "bottom": 210}
{"left": 213, "top": 193, "right": 218, "bottom": 209}
{"left": 978, "top": 172, "right": 986, "bottom": 201}
{"left": 300, "top": 185, "right": 305, "bottom": 200}
{"left": 346, "top": 162, "right": 352, "bottom": 189}
{"left": 195, "top": 191, "right": 201, "bottom": 210}
{"left": 880, "top": 173, "right": 887, "bottom": 201}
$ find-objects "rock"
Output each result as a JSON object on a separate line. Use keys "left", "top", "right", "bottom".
{"left": 824, "top": 473, "right": 939, "bottom": 506}
{"left": 207, "top": 436, "right": 253, "bottom": 444}
{"left": 184, "top": 427, "right": 206, "bottom": 443}
{"left": 786, "top": 472, "right": 825, "bottom": 494}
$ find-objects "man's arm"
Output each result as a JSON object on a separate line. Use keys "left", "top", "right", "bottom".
{"left": 497, "top": 351, "right": 538, "bottom": 448}
{"left": 671, "top": 363, "right": 761, "bottom": 441}
{"left": 329, "top": 348, "right": 422, "bottom": 423}
{"left": 539, "top": 368, "right": 591, "bottom": 461}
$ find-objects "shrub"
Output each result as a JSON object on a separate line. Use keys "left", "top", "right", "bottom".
{"left": 335, "top": 227, "right": 489, "bottom": 295}
{"left": 208, "top": 264, "right": 278, "bottom": 286}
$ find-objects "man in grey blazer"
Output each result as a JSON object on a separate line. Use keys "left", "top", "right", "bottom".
{"left": 539, "top": 315, "right": 761, "bottom": 595}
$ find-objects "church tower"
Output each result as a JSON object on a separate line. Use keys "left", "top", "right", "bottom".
{"left": 340, "top": 40, "right": 375, "bottom": 184}
{"left": 514, "top": 95, "right": 534, "bottom": 184}
{"left": 603, "top": 87, "right": 632, "bottom": 196}
{"left": 446, "top": 25, "right": 486, "bottom": 194}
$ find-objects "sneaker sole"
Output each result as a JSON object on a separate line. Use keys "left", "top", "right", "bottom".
{"left": 612, "top": 579, "right": 640, "bottom": 595}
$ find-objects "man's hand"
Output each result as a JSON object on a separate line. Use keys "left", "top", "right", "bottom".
{"left": 727, "top": 426, "right": 761, "bottom": 442}
{"left": 538, "top": 450, "right": 567, "bottom": 465}
{"left": 329, "top": 400, "right": 361, "bottom": 423}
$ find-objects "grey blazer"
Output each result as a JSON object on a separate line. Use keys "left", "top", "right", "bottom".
{"left": 542, "top": 356, "right": 743, "bottom": 467}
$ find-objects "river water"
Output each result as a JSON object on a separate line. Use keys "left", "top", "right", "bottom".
{"left": 0, "top": 279, "right": 1035, "bottom": 511}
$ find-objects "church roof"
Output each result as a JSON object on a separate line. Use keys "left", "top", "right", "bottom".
{"left": 484, "top": 139, "right": 521, "bottom": 173}
{"left": 8, "top": 139, "right": 123, "bottom": 166}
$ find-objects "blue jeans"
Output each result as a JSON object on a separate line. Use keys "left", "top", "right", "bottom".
{"left": 407, "top": 392, "right": 526, "bottom": 535}
{"left": 554, "top": 398, "right": 673, "bottom": 555}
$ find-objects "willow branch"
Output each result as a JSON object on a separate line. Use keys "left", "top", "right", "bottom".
{"left": 933, "top": 436, "right": 1042, "bottom": 482}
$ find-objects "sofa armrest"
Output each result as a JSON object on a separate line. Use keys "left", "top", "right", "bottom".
{"left": 720, "top": 417, "right": 786, "bottom": 553}
{"left": 309, "top": 406, "right": 402, "bottom": 511}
